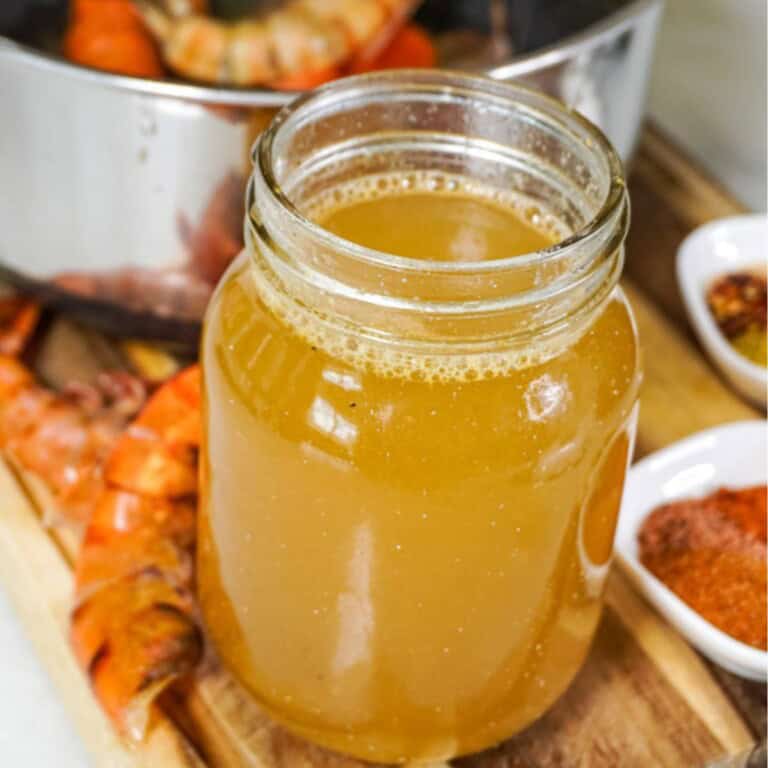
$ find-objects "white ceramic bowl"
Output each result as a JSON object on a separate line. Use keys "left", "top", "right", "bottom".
{"left": 615, "top": 420, "right": 768, "bottom": 681}
{"left": 677, "top": 214, "right": 768, "bottom": 408}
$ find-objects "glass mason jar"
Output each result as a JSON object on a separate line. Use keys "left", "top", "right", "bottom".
{"left": 199, "top": 71, "right": 640, "bottom": 763}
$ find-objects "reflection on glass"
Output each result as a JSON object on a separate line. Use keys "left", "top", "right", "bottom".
{"left": 308, "top": 396, "right": 358, "bottom": 448}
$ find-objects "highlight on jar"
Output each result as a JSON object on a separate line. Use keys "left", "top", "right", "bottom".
{"left": 199, "top": 71, "right": 640, "bottom": 763}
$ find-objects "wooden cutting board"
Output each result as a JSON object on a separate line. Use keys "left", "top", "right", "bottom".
{"left": 0, "top": 124, "right": 764, "bottom": 768}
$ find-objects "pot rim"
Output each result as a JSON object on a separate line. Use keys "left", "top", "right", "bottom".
{"left": 0, "top": 0, "right": 662, "bottom": 106}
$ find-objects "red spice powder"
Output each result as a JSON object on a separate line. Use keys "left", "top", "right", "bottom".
{"left": 638, "top": 485, "right": 767, "bottom": 650}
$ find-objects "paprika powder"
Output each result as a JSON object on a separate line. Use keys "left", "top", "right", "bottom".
{"left": 639, "top": 485, "right": 767, "bottom": 650}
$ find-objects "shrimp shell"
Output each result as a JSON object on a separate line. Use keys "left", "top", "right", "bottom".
{"left": 0, "top": 300, "right": 147, "bottom": 525}
{"left": 0, "top": 298, "right": 201, "bottom": 738}
{"left": 71, "top": 364, "right": 203, "bottom": 739}
{"left": 136, "top": 0, "right": 421, "bottom": 85}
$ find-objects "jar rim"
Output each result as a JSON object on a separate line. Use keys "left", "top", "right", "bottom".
{"left": 254, "top": 69, "right": 627, "bottom": 277}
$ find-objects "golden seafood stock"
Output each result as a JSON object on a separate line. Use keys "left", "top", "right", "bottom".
{"left": 200, "top": 172, "right": 640, "bottom": 762}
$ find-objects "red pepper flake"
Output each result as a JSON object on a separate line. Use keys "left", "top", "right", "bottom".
{"left": 638, "top": 485, "right": 767, "bottom": 650}
{"left": 707, "top": 271, "right": 766, "bottom": 340}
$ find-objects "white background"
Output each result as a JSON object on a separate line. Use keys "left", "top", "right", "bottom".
{"left": 0, "top": 589, "right": 90, "bottom": 766}
{"left": 648, "top": 0, "right": 767, "bottom": 210}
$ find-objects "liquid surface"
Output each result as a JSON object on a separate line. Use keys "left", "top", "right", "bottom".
{"left": 318, "top": 177, "right": 554, "bottom": 263}
{"left": 200, "top": 177, "right": 640, "bottom": 762}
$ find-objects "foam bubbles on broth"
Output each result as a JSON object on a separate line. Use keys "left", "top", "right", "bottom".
{"left": 303, "top": 170, "right": 569, "bottom": 247}
{"left": 249, "top": 171, "right": 581, "bottom": 383}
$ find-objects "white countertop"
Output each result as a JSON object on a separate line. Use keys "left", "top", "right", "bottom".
{"left": 0, "top": 588, "right": 90, "bottom": 767}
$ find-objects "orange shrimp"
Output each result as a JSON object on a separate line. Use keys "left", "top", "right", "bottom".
{"left": 65, "top": 0, "right": 166, "bottom": 79}
{"left": 0, "top": 297, "right": 40, "bottom": 357}
{"left": 347, "top": 22, "right": 436, "bottom": 74}
{"left": 0, "top": 297, "right": 39, "bottom": 400}
{"left": 136, "top": 0, "right": 423, "bottom": 86}
{"left": 0, "top": 297, "right": 200, "bottom": 736}
{"left": 0, "top": 298, "right": 147, "bottom": 524}
{"left": 71, "top": 364, "right": 203, "bottom": 739}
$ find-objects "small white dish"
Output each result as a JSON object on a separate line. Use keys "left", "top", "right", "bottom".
{"left": 677, "top": 214, "right": 767, "bottom": 407}
{"left": 616, "top": 420, "right": 768, "bottom": 681}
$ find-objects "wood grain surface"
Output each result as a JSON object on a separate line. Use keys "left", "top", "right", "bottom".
{"left": 0, "top": 124, "right": 764, "bottom": 768}
{"left": 458, "top": 609, "right": 725, "bottom": 768}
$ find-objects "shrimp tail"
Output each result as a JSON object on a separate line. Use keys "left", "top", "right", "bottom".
{"left": 72, "top": 365, "right": 203, "bottom": 738}
{"left": 72, "top": 572, "right": 202, "bottom": 739}
{"left": 0, "top": 297, "right": 40, "bottom": 357}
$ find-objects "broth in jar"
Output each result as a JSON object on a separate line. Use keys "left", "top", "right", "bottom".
{"left": 199, "top": 72, "right": 639, "bottom": 764}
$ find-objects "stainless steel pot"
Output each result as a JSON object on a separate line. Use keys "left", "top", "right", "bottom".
{"left": 0, "top": 0, "right": 662, "bottom": 340}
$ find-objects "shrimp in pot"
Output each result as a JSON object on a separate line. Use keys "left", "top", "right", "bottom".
{"left": 65, "top": 0, "right": 166, "bottom": 78}
{"left": 135, "top": 0, "right": 423, "bottom": 87}
{"left": 71, "top": 364, "right": 203, "bottom": 739}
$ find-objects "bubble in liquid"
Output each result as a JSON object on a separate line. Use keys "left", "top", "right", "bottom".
{"left": 249, "top": 169, "right": 581, "bottom": 383}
